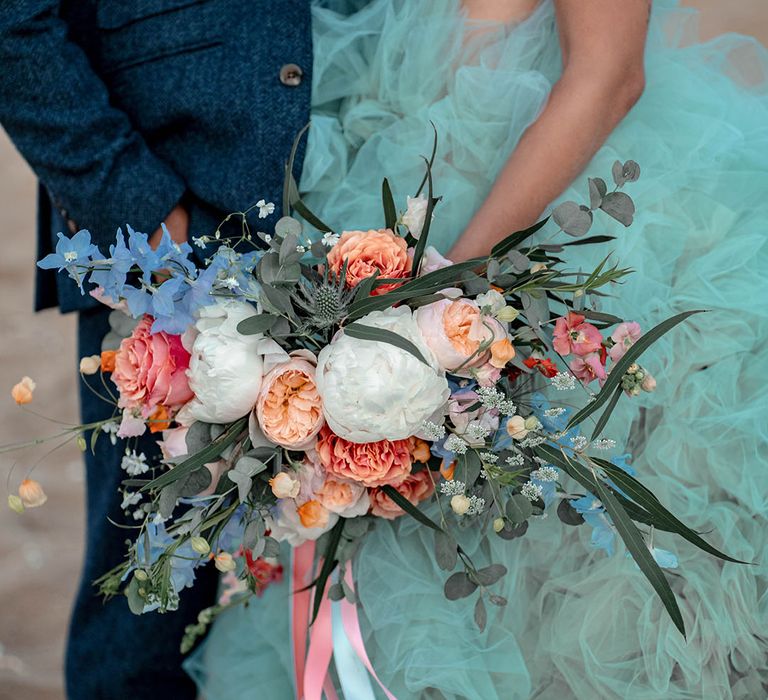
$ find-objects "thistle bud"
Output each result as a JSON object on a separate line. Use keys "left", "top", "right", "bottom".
{"left": 450, "top": 494, "right": 471, "bottom": 516}
{"left": 18, "top": 479, "right": 47, "bottom": 508}
{"left": 8, "top": 494, "right": 24, "bottom": 514}
{"left": 191, "top": 536, "right": 211, "bottom": 555}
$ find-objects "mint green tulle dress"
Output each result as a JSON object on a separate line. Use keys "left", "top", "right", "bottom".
{"left": 186, "top": 1, "right": 768, "bottom": 697}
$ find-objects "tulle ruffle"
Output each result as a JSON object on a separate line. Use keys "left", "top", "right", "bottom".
{"left": 188, "top": 1, "right": 768, "bottom": 697}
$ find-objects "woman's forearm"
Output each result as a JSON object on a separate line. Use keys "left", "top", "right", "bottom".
{"left": 447, "top": 68, "right": 644, "bottom": 262}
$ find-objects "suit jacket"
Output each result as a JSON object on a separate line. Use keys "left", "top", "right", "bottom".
{"left": 0, "top": 0, "right": 313, "bottom": 312}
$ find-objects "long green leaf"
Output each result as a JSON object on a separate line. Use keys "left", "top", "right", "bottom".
{"left": 143, "top": 417, "right": 248, "bottom": 492}
{"left": 415, "top": 122, "right": 439, "bottom": 198}
{"left": 590, "top": 387, "right": 622, "bottom": 441}
{"left": 344, "top": 323, "right": 430, "bottom": 366}
{"left": 411, "top": 157, "right": 435, "bottom": 274}
{"left": 310, "top": 519, "right": 345, "bottom": 624}
{"left": 591, "top": 467, "right": 686, "bottom": 636}
{"left": 382, "top": 178, "right": 397, "bottom": 231}
{"left": 593, "top": 457, "right": 748, "bottom": 564}
{"left": 282, "top": 123, "right": 310, "bottom": 214}
{"left": 491, "top": 217, "right": 550, "bottom": 258}
{"left": 537, "top": 445, "right": 685, "bottom": 636}
{"left": 382, "top": 485, "right": 442, "bottom": 532}
{"left": 567, "top": 310, "right": 706, "bottom": 430}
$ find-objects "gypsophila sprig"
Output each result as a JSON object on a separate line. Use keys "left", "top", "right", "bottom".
{"left": 121, "top": 450, "right": 148, "bottom": 476}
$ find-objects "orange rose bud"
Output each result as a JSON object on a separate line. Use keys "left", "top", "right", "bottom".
{"left": 100, "top": 350, "right": 117, "bottom": 373}
{"left": 18, "top": 478, "right": 47, "bottom": 508}
{"left": 148, "top": 405, "right": 171, "bottom": 433}
{"left": 11, "top": 377, "right": 36, "bottom": 405}
{"left": 408, "top": 436, "right": 431, "bottom": 464}
{"left": 489, "top": 338, "right": 515, "bottom": 369}
{"left": 297, "top": 500, "right": 330, "bottom": 529}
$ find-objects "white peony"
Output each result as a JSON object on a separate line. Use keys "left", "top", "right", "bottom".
{"left": 182, "top": 300, "right": 265, "bottom": 423}
{"left": 402, "top": 194, "right": 430, "bottom": 239}
{"left": 315, "top": 306, "right": 450, "bottom": 442}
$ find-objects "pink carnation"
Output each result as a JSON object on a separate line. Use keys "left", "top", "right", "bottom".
{"left": 316, "top": 426, "right": 412, "bottom": 488}
{"left": 610, "top": 322, "right": 642, "bottom": 362}
{"left": 569, "top": 353, "right": 607, "bottom": 385}
{"left": 369, "top": 468, "right": 435, "bottom": 519}
{"left": 553, "top": 312, "right": 603, "bottom": 356}
{"left": 112, "top": 316, "right": 193, "bottom": 414}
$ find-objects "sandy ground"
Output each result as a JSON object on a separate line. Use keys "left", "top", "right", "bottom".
{"left": 0, "top": 4, "right": 766, "bottom": 699}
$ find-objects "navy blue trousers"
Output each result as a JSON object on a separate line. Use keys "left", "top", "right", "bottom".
{"left": 66, "top": 306, "right": 217, "bottom": 699}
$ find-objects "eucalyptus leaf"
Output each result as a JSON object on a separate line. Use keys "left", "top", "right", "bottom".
{"left": 488, "top": 594, "right": 508, "bottom": 607}
{"left": 275, "top": 216, "right": 303, "bottom": 239}
{"left": 243, "top": 519, "right": 265, "bottom": 550}
{"left": 497, "top": 520, "right": 528, "bottom": 540}
{"left": 158, "top": 482, "right": 182, "bottom": 519}
{"left": 444, "top": 572, "right": 478, "bottom": 600}
{"left": 588, "top": 177, "right": 607, "bottom": 209}
{"left": 279, "top": 232, "right": 300, "bottom": 265}
{"left": 507, "top": 250, "right": 530, "bottom": 273}
{"left": 262, "top": 536, "right": 281, "bottom": 559}
{"left": 237, "top": 314, "right": 279, "bottom": 336}
{"left": 553, "top": 201, "right": 593, "bottom": 237}
{"left": 126, "top": 577, "right": 147, "bottom": 615}
{"left": 474, "top": 597, "right": 488, "bottom": 632}
{"left": 590, "top": 386, "right": 623, "bottom": 441}
{"left": 234, "top": 455, "right": 267, "bottom": 478}
{"left": 381, "top": 485, "right": 442, "bottom": 532}
{"left": 491, "top": 217, "right": 550, "bottom": 258}
{"left": 600, "top": 192, "right": 635, "bottom": 227}
{"left": 185, "top": 422, "right": 212, "bottom": 456}
{"left": 343, "top": 517, "right": 370, "bottom": 539}
{"left": 261, "top": 284, "right": 294, "bottom": 315}
{"left": 434, "top": 530, "right": 459, "bottom": 571}
{"left": 310, "top": 520, "right": 345, "bottom": 623}
{"left": 557, "top": 498, "right": 585, "bottom": 526}
{"left": 226, "top": 471, "right": 252, "bottom": 504}
{"left": 178, "top": 467, "right": 213, "bottom": 498}
{"left": 257, "top": 252, "right": 281, "bottom": 285}
{"left": 382, "top": 178, "right": 398, "bottom": 231}
{"left": 328, "top": 583, "right": 345, "bottom": 602}
{"left": 506, "top": 494, "right": 533, "bottom": 523}
{"left": 474, "top": 564, "right": 507, "bottom": 586}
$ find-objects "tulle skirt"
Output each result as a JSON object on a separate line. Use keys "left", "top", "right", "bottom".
{"left": 186, "top": 1, "right": 768, "bottom": 697}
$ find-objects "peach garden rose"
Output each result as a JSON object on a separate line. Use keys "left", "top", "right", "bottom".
{"left": 255, "top": 351, "right": 325, "bottom": 449}
{"left": 326, "top": 228, "right": 411, "bottom": 295}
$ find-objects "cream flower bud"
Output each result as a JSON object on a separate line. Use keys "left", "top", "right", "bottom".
{"left": 530, "top": 262, "right": 548, "bottom": 274}
{"left": 8, "top": 494, "right": 24, "bottom": 514}
{"left": 269, "top": 472, "right": 301, "bottom": 499}
{"left": 451, "top": 494, "right": 471, "bottom": 516}
{"left": 214, "top": 552, "right": 236, "bottom": 573}
{"left": 190, "top": 536, "right": 211, "bottom": 555}
{"left": 11, "top": 376, "right": 36, "bottom": 405}
{"left": 524, "top": 416, "right": 540, "bottom": 431}
{"left": 493, "top": 517, "right": 505, "bottom": 533}
{"left": 627, "top": 363, "right": 639, "bottom": 374}
{"left": 496, "top": 306, "right": 520, "bottom": 322}
{"left": 79, "top": 355, "right": 102, "bottom": 375}
{"left": 18, "top": 479, "right": 47, "bottom": 508}
{"left": 402, "top": 194, "right": 430, "bottom": 239}
{"left": 641, "top": 373, "right": 657, "bottom": 392}
{"left": 506, "top": 415, "right": 529, "bottom": 440}
{"left": 134, "top": 570, "right": 149, "bottom": 582}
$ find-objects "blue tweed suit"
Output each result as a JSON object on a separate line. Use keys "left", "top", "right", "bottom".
{"left": 0, "top": 1, "right": 312, "bottom": 696}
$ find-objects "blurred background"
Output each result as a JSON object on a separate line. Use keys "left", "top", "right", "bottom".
{"left": 0, "top": 3, "right": 766, "bottom": 699}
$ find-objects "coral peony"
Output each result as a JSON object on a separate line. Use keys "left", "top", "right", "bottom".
{"left": 316, "top": 426, "right": 412, "bottom": 488}
{"left": 326, "top": 228, "right": 411, "bottom": 295}
{"left": 369, "top": 468, "right": 435, "bottom": 519}
{"left": 112, "top": 316, "right": 193, "bottom": 414}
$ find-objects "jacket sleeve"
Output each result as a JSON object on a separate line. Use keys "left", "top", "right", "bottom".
{"left": 0, "top": 1, "right": 187, "bottom": 248}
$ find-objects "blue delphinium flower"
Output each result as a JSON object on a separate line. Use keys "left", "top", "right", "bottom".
{"left": 572, "top": 494, "right": 616, "bottom": 556}
{"left": 89, "top": 229, "right": 134, "bottom": 301}
{"left": 37, "top": 229, "right": 102, "bottom": 292}
{"left": 126, "top": 225, "right": 163, "bottom": 285}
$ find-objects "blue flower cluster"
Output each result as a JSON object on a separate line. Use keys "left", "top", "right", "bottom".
{"left": 38, "top": 226, "right": 263, "bottom": 334}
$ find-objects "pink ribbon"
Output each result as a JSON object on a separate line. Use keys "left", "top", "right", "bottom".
{"left": 340, "top": 568, "right": 398, "bottom": 700}
{"left": 291, "top": 546, "right": 396, "bottom": 700}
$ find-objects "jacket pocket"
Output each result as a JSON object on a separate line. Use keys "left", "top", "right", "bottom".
{"left": 96, "top": 0, "right": 223, "bottom": 73}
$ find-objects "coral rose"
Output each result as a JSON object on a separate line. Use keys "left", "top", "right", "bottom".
{"left": 370, "top": 468, "right": 436, "bottom": 519}
{"left": 326, "top": 228, "right": 411, "bottom": 295}
{"left": 316, "top": 426, "right": 412, "bottom": 488}
{"left": 317, "top": 478, "right": 370, "bottom": 518}
{"left": 255, "top": 352, "right": 324, "bottom": 449}
{"left": 112, "top": 316, "right": 193, "bottom": 414}
{"left": 415, "top": 298, "right": 509, "bottom": 373}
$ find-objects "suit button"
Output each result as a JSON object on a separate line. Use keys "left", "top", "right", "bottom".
{"left": 279, "top": 63, "right": 303, "bottom": 87}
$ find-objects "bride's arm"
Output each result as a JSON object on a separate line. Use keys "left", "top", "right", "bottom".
{"left": 447, "top": 0, "right": 650, "bottom": 261}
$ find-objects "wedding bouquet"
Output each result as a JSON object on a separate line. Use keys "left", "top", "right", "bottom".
{"left": 9, "top": 135, "right": 740, "bottom": 664}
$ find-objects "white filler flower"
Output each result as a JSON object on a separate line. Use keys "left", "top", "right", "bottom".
{"left": 184, "top": 300, "right": 265, "bottom": 423}
{"left": 316, "top": 306, "right": 450, "bottom": 443}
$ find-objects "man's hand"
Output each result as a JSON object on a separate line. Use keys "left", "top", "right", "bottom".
{"left": 149, "top": 203, "right": 189, "bottom": 250}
